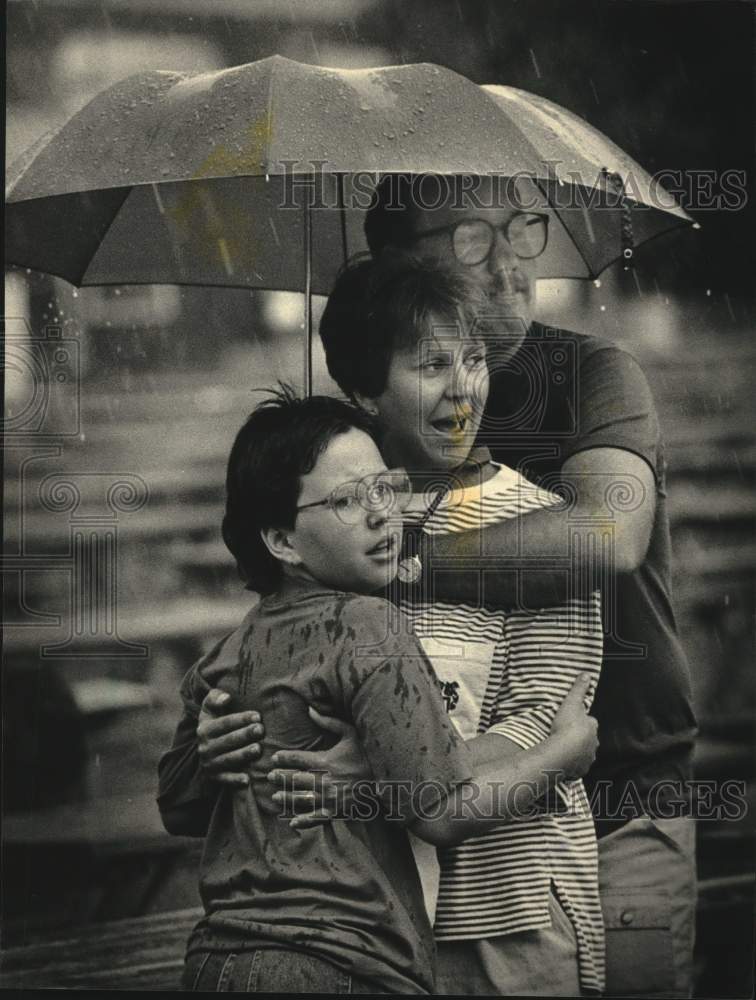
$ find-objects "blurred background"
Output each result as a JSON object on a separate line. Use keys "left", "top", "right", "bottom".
{"left": 3, "top": 0, "right": 755, "bottom": 993}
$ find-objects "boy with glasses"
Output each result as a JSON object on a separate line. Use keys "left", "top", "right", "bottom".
{"left": 161, "top": 326, "right": 599, "bottom": 993}
{"left": 160, "top": 257, "right": 607, "bottom": 995}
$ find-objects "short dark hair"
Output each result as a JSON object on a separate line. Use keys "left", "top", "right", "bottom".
{"left": 364, "top": 173, "right": 427, "bottom": 256}
{"left": 222, "top": 385, "right": 380, "bottom": 594}
{"left": 319, "top": 252, "right": 488, "bottom": 400}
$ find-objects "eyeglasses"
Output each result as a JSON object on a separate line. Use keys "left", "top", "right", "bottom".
{"left": 411, "top": 213, "right": 549, "bottom": 266}
{"left": 296, "top": 469, "right": 412, "bottom": 526}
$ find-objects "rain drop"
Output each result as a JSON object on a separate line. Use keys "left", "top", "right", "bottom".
{"left": 593, "top": 279, "right": 602, "bottom": 288}
{"left": 600, "top": 305, "right": 606, "bottom": 312}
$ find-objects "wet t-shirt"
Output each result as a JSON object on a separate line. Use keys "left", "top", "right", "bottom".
{"left": 180, "top": 577, "right": 472, "bottom": 995}
{"left": 478, "top": 322, "right": 697, "bottom": 826}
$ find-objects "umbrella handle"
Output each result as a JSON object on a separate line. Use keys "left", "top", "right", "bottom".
{"left": 304, "top": 178, "right": 313, "bottom": 397}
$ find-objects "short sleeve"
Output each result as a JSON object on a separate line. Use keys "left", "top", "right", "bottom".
{"left": 567, "top": 345, "right": 661, "bottom": 484}
{"left": 333, "top": 597, "right": 473, "bottom": 825}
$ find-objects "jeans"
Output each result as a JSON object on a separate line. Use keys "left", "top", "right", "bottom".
{"left": 599, "top": 815, "right": 697, "bottom": 997}
{"left": 182, "top": 949, "right": 384, "bottom": 993}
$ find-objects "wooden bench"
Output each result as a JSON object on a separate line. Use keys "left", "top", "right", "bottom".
{"left": 3, "top": 595, "right": 255, "bottom": 656}
{"left": 0, "top": 907, "right": 201, "bottom": 990}
{"left": 1, "top": 874, "right": 752, "bottom": 991}
{"left": 2, "top": 792, "right": 202, "bottom": 943}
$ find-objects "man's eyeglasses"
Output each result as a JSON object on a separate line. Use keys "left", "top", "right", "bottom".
{"left": 296, "top": 469, "right": 412, "bottom": 526}
{"left": 411, "top": 212, "right": 549, "bottom": 266}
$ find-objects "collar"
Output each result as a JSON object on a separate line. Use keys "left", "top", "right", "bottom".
{"left": 410, "top": 445, "right": 494, "bottom": 492}
{"left": 260, "top": 573, "right": 337, "bottom": 610}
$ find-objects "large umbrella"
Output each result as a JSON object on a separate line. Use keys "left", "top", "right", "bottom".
{"left": 6, "top": 55, "right": 693, "bottom": 387}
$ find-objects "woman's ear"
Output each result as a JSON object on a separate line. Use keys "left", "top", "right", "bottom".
{"left": 353, "top": 391, "right": 379, "bottom": 417}
{"left": 260, "top": 525, "right": 302, "bottom": 567}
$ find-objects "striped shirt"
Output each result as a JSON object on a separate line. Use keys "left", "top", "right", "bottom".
{"left": 399, "top": 464, "right": 605, "bottom": 994}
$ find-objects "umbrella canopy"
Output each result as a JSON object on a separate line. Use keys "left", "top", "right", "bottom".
{"left": 481, "top": 84, "right": 694, "bottom": 277}
{"left": 6, "top": 55, "right": 692, "bottom": 294}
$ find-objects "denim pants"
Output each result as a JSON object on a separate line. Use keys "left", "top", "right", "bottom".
{"left": 599, "top": 815, "right": 697, "bottom": 997}
{"left": 182, "top": 949, "right": 384, "bottom": 993}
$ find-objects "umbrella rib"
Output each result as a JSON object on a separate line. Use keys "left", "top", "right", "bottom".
{"left": 77, "top": 187, "right": 135, "bottom": 286}
{"left": 533, "top": 176, "right": 595, "bottom": 280}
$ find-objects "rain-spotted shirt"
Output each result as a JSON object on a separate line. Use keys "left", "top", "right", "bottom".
{"left": 399, "top": 464, "right": 606, "bottom": 994}
{"left": 171, "top": 580, "right": 473, "bottom": 995}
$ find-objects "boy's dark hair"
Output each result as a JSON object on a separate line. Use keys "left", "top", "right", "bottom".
{"left": 222, "top": 385, "right": 380, "bottom": 595}
{"left": 319, "top": 252, "right": 488, "bottom": 401}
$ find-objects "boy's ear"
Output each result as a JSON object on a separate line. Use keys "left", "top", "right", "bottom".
{"left": 353, "top": 391, "right": 379, "bottom": 417}
{"left": 260, "top": 525, "right": 303, "bottom": 567}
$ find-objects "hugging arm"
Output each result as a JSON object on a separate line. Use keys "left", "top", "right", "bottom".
{"left": 157, "top": 627, "right": 262, "bottom": 837}
{"left": 408, "top": 674, "right": 597, "bottom": 847}
{"left": 425, "top": 447, "right": 655, "bottom": 609}
{"left": 427, "top": 346, "right": 660, "bottom": 609}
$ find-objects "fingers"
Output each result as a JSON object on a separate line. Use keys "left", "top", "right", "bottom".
{"left": 269, "top": 749, "right": 328, "bottom": 771}
{"left": 202, "top": 743, "right": 261, "bottom": 773}
{"left": 289, "top": 809, "right": 335, "bottom": 831}
{"left": 198, "top": 719, "right": 263, "bottom": 754}
{"left": 563, "top": 673, "right": 592, "bottom": 706}
{"left": 214, "top": 771, "right": 251, "bottom": 788}
{"left": 271, "top": 789, "right": 320, "bottom": 809}
{"left": 267, "top": 768, "right": 324, "bottom": 792}
{"left": 200, "top": 688, "right": 235, "bottom": 715}
{"left": 307, "top": 706, "right": 351, "bottom": 736}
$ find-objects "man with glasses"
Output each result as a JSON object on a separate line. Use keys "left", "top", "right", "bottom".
{"left": 167, "top": 175, "right": 697, "bottom": 996}
{"left": 355, "top": 173, "right": 697, "bottom": 997}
